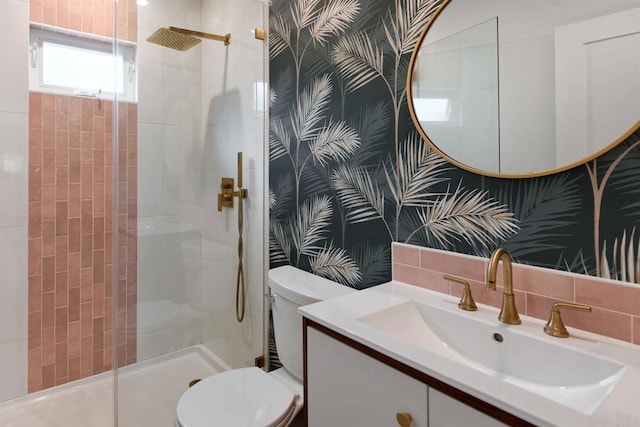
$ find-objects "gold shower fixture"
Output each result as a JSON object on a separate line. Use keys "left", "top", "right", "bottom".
{"left": 146, "top": 26, "right": 231, "bottom": 51}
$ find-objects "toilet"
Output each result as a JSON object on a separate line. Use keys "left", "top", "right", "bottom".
{"left": 175, "top": 265, "right": 356, "bottom": 427}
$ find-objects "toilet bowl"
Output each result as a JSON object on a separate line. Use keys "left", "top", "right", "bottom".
{"left": 175, "top": 266, "right": 356, "bottom": 427}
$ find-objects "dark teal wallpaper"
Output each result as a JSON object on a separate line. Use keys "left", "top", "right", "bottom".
{"left": 268, "top": 0, "right": 640, "bottom": 289}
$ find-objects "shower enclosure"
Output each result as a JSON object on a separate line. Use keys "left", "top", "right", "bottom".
{"left": 0, "top": 0, "right": 268, "bottom": 425}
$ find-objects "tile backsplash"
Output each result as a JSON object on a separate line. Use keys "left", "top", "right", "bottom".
{"left": 393, "top": 243, "right": 640, "bottom": 345}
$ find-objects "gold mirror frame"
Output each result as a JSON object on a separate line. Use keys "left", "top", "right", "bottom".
{"left": 407, "top": 0, "right": 640, "bottom": 179}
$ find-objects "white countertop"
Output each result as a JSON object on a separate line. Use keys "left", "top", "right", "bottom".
{"left": 299, "top": 281, "right": 640, "bottom": 426}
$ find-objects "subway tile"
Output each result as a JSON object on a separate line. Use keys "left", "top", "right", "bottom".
{"left": 69, "top": 183, "right": 81, "bottom": 218}
{"left": 69, "top": 148, "right": 81, "bottom": 182}
{"left": 41, "top": 328, "right": 54, "bottom": 366}
{"left": 55, "top": 341, "right": 68, "bottom": 380}
{"left": 28, "top": 311, "right": 42, "bottom": 350}
{"left": 42, "top": 256, "right": 55, "bottom": 292}
{"left": 419, "top": 248, "right": 485, "bottom": 282}
{"left": 42, "top": 221, "right": 55, "bottom": 257}
{"left": 42, "top": 184, "right": 56, "bottom": 220}
{"left": 42, "top": 364, "right": 55, "bottom": 390}
{"left": 69, "top": 288, "right": 81, "bottom": 323}
{"left": 392, "top": 243, "right": 420, "bottom": 267}
{"left": 28, "top": 166, "right": 42, "bottom": 202}
{"left": 69, "top": 111, "right": 81, "bottom": 133}
{"left": 55, "top": 130, "right": 69, "bottom": 165}
{"left": 512, "top": 264, "right": 575, "bottom": 300}
{"left": 42, "top": 94, "right": 55, "bottom": 113}
{"left": 394, "top": 263, "right": 450, "bottom": 294}
{"left": 55, "top": 272, "right": 68, "bottom": 307}
{"left": 55, "top": 166, "right": 69, "bottom": 200}
{"left": 634, "top": 317, "right": 640, "bottom": 345}
{"left": 69, "top": 218, "right": 81, "bottom": 252}
{"left": 28, "top": 347, "right": 43, "bottom": 389}
{"left": 56, "top": 202, "right": 69, "bottom": 236}
{"left": 80, "top": 335, "right": 92, "bottom": 373}
{"left": 93, "top": 317, "right": 104, "bottom": 352}
{"left": 69, "top": 356, "right": 81, "bottom": 381}
{"left": 55, "top": 236, "right": 68, "bottom": 272}
{"left": 576, "top": 276, "right": 640, "bottom": 316}
{"left": 81, "top": 268, "right": 93, "bottom": 302}
{"left": 80, "top": 302, "right": 93, "bottom": 339}
{"left": 28, "top": 239, "right": 42, "bottom": 276}
{"left": 28, "top": 201, "right": 42, "bottom": 238}
{"left": 55, "top": 308, "right": 68, "bottom": 346}
{"left": 28, "top": 276, "right": 43, "bottom": 313}
{"left": 527, "top": 292, "right": 631, "bottom": 342}
{"left": 68, "top": 252, "right": 81, "bottom": 288}
{"left": 42, "top": 292, "right": 56, "bottom": 333}
{"left": 42, "top": 149, "right": 55, "bottom": 183}
{"left": 29, "top": 128, "right": 43, "bottom": 165}
{"left": 525, "top": 293, "right": 559, "bottom": 322}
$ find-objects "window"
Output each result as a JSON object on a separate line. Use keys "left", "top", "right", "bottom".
{"left": 29, "top": 24, "right": 137, "bottom": 102}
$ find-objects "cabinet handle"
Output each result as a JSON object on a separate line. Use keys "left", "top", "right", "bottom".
{"left": 396, "top": 412, "right": 412, "bottom": 427}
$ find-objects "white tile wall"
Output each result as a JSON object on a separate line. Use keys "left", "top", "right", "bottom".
{"left": 0, "top": 0, "right": 29, "bottom": 115}
{"left": 0, "top": 339, "right": 27, "bottom": 401}
{"left": 0, "top": 112, "right": 29, "bottom": 228}
{"left": 0, "top": 0, "right": 29, "bottom": 404}
{"left": 134, "top": 0, "right": 266, "bottom": 371}
{"left": 0, "top": 227, "right": 28, "bottom": 344}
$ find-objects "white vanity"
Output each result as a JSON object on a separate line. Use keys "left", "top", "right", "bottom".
{"left": 300, "top": 281, "right": 640, "bottom": 426}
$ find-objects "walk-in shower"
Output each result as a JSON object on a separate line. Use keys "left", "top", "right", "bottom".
{"left": 0, "top": 0, "right": 268, "bottom": 425}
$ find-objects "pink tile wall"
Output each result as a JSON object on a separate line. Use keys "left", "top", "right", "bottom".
{"left": 28, "top": 93, "right": 137, "bottom": 392}
{"left": 30, "top": 0, "right": 138, "bottom": 42}
{"left": 392, "top": 243, "right": 640, "bottom": 345}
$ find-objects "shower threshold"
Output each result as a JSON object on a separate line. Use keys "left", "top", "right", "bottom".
{"left": 0, "top": 345, "right": 227, "bottom": 427}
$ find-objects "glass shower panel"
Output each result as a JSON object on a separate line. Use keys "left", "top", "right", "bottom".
{"left": 115, "top": 0, "right": 267, "bottom": 425}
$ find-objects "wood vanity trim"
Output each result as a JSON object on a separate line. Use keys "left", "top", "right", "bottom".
{"left": 303, "top": 317, "right": 535, "bottom": 427}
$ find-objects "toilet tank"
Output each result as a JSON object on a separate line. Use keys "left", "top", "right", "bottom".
{"left": 268, "top": 266, "right": 356, "bottom": 381}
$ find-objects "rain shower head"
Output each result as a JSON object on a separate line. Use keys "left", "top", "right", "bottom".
{"left": 146, "top": 26, "right": 231, "bottom": 51}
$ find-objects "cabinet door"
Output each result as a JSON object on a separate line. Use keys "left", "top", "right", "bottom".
{"left": 428, "top": 388, "right": 505, "bottom": 427}
{"left": 306, "top": 327, "right": 428, "bottom": 427}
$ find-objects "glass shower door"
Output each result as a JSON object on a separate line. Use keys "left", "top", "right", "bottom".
{"left": 114, "top": 0, "right": 268, "bottom": 425}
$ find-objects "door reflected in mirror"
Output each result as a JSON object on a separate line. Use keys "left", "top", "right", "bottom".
{"left": 408, "top": 0, "right": 640, "bottom": 177}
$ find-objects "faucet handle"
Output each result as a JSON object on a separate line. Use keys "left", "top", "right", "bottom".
{"left": 443, "top": 275, "right": 477, "bottom": 311}
{"left": 544, "top": 302, "right": 592, "bottom": 338}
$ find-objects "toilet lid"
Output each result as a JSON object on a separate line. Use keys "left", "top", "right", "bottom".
{"left": 176, "top": 367, "right": 297, "bottom": 427}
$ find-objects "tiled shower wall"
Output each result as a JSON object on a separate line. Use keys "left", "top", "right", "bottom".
{"left": 27, "top": 95, "right": 138, "bottom": 392}
{"left": 0, "top": 0, "right": 29, "bottom": 402}
{"left": 29, "top": 0, "right": 137, "bottom": 42}
{"left": 27, "top": 0, "right": 138, "bottom": 393}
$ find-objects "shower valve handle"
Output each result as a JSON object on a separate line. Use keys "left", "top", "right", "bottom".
{"left": 218, "top": 178, "right": 235, "bottom": 211}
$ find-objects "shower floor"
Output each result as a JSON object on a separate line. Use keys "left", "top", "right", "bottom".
{"left": 0, "top": 345, "right": 227, "bottom": 427}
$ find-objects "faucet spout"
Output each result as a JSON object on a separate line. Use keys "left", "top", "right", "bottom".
{"left": 487, "top": 247, "right": 521, "bottom": 325}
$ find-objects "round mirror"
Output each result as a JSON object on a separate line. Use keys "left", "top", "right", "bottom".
{"left": 408, "top": 0, "right": 640, "bottom": 177}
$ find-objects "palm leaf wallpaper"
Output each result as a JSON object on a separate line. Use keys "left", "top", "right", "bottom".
{"left": 269, "top": 0, "right": 640, "bottom": 287}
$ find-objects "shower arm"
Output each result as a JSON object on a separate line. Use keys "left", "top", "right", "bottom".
{"left": 169, "top": 26, "right": 231, "bottom": 45}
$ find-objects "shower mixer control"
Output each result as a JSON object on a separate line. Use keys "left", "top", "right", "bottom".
{"left": 218, "top": 178, "right": 235, "bottom": 211}
{"left": 217, "top": 177, "right": 248, "bottom": 212}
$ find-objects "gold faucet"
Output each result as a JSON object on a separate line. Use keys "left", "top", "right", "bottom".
{"left": 486, "top": 248, "right": 521, "bottom": 325}
{"left": 544, "top": 302, "right": 591, "bottom": 338}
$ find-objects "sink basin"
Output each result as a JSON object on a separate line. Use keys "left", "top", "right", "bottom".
{"left": 359, "top": 299, "right": 625, "bottom": 414}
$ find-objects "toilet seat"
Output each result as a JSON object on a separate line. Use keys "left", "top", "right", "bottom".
{"left": 175, "top": 367, "right": 298, "bottom": 427}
